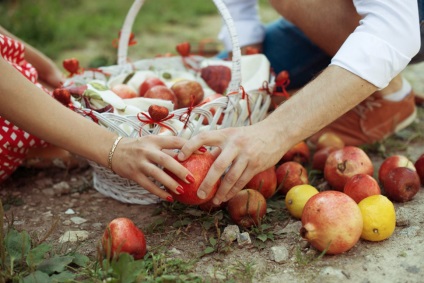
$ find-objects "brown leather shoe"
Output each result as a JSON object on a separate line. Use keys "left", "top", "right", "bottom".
{"left": 415, "top": 91, "right": 424, "bottom": 106}
{"left": 309, "top": 92, "right": 417, "bottom": 146}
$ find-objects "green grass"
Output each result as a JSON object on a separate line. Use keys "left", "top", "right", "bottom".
{"left": 0, "top": 0, "right": 218, "bottom": 66}
{"left": 0, "top": 0, "right": 275, "bottom": 68}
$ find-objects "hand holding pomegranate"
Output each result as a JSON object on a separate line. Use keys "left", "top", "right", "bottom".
{"left": 177, "top": 122, "right": 290, "bottom": 206}
{"left": 108, "top": 135, "right": 195, "bottom": 202}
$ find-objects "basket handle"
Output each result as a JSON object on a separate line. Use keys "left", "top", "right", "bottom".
{"left": 116, "top": 0, "right": 241, "bottom": 93}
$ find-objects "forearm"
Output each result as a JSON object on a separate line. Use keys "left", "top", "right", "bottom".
{"left": 0, "top": 58, "right": 114, "bottom": 167}
{"left": 265, "top": 65, "right": 377, "bottom": 145}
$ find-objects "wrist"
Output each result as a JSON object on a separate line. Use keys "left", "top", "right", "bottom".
{"left": 108, "top": 136, "right": 124, "bottom": 172}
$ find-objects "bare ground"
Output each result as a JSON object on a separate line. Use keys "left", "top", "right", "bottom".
{"left": 1, "top": 90, "right": 424, "bottom": 283}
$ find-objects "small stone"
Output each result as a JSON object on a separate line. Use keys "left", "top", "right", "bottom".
{"left": 65, "top": 209, "right": 75, "bottom": 215}
{"left": 92, "top": 223, "right": 103, "bottom": 230}
{"left": 59, "top": 231, "right": 89, "bottom": 243}
{"left": 395, "top": 207, "right": 410, "bottom": 227}
{"left": 168, "top": 247, "right": 182, "bottom": 255}
{"left": 52, "top": 181, "right": 71, "bottom": 195}
{"left": 399, "top": 226, "right": 420, "bottom": 238}
{"left": 62, "top": 220, "right": 72, "bottom": 226}
{"left": 319, "top": 266, "right": 347, "bottom": 280}
{"left": 70, "top": 217, "right": 87, "bottom": 225}
{"left": 237, "top": 232, "right": 251, "bottom": 246}
{"left": 221, "top": 225, "right": 240, "bottom": 243}
{"left": 270, "top": 246, "right": 289, "bottom": 263}
{"left": 42, "top": 188, "right": 55, "bottom": 197}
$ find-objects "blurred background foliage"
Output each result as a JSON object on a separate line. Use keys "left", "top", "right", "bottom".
{"left": 0, "top": 0, "right": 275, "bottom": 68}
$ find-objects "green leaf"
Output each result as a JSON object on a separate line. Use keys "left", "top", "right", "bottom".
{"left": 203, "top": 247, "right": 215, "bottom": 254}
{"left": 22, "top": 271, "right": 52, "bottom": 283}
{"left": 26, "top": 243, "right": 52, "bottom": 267}
{"left": 209, "top": 237, "right": 217, "bottom": 247}
{"left": 71, "top": 253, "right": 89, "bottom": 267}
{"left": 5, "top": 229, "right": 31, "bottom": 262}
{"left": 111, "top": 253, "right": 143, "bottom": 283}
{"left": 50, "top": 271, "right": 76, "bottom": 282}
{"left": 37, "top": 256, "right": 74, "bottom": 275}
{"left": 84, "top": 89, "right": 103, "bottom": 100}
{"left": 89, "top": 82, "right": 108, "bottom": 91}
{"left": 172, "top": 218, "right": 191, "bottom": 228}
{"left": 256, "top": 234, "right": 268, "bottom": 242}
{"left": 122, "top": 72, "right": 135, "bottom": 84}
{"left": 260, "top": 224, "right": 272, "bottom": 230}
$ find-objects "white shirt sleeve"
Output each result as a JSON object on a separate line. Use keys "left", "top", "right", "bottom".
{"left": 331, "top": 0, "right": 421, "bottom": 89}
{"left": 218, "top": 0, "right": 265, "bottom": 51}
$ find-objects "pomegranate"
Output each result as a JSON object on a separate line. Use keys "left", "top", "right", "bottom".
{"left": 101, "top": 217, "right": 147, "bottom": 260}
{"left": 324, "top": 146, "right": 374, "bottom": 191}
{"left": 415, "top": 153, "right": 424, "bottom": 185}
{"left": 170, "top": 79, "right": 204, "bottom": 109}
{"left": 111, "top": 84, "right": 138, "bottom": 99}
{"left": 279, "top": 141, "right": 310, "bottom": 165}
{"left": 301, "top": 191, "right": 363, "bottom": 255}
{"left": 311, "top": 146, "right": 338, "bottom": 171}
{"left": 227, "top": 189, "right": 267, "bottom": 228}
{"left": 139, "top": 77, "right": 166, "bottom": 97}
{"left": 165, "top": 152, "right": 219, "bottom": 205}
{"left": 275, "top": 161, "right": 309, "bottom": 195}
{"left": 144, "top": 85, "right": 178, "bottom": 106}
{"left": 382, "top": 167, "right": 420, "bottom": 202}
{"left": 316, "top": 132, "right": 345, "bottom": 150}
{"left": 245, "top": 166, "right": 277, "bottom": 199}
{"left": 343, "top": 173, "right": 381, "bottom": 203}
{"left": 378, "top": 155, "right": 416, "bottom": 184}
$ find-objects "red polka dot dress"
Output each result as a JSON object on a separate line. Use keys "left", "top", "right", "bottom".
{"left": 0, "top": 34, "right": 50, "bottom": 182}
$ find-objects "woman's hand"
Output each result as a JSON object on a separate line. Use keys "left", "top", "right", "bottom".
{"left": 177, "top": 122, "right": 287, "bottom": 205}
{"left": 111, "top": 135, "right": 195, "bottom": 201}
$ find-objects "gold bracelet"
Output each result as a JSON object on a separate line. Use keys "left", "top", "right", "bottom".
{"left": 108, "top": 136, "right": 123, "bottom": 172}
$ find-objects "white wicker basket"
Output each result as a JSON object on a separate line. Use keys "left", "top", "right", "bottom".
{"left": 67, "top": 0, "right": 272, "bottom": 205}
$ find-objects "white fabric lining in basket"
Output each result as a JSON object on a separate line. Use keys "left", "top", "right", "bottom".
{"left": 68, "top": 0, "right": 272, "bottom": 205}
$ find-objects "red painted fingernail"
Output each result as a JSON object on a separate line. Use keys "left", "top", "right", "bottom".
{"left": 176, "top": 186, "right": 185, "bottom": 194}
{"left": 166, "top": 196, "right": 174, "bottom": 202}
{"left": 186, "top": 174, "right": 195, "bottom": 184}
{"left": 198, "top": 146, "right": 207, "bottom": 152}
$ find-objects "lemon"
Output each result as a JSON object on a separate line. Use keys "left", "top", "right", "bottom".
{"left": 358, "top": 195, "right": 396, "bottom": 241}
{"left": 285, "top": 184, "right": 319, "bottom": 219}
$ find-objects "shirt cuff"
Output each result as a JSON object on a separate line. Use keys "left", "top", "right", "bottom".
{"left": 218, "top": 20, "right": 265, "bottom": 51}
{"left": 330, "top": 32, "right": 412, "bottom": 89}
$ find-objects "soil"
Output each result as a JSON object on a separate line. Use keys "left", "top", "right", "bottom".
{"left": 1, "top": 96, "right": 424, "bottom": 283}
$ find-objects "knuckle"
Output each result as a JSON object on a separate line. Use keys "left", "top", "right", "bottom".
{"left": 223, "top": 172, "right": 239, "bottom": 185}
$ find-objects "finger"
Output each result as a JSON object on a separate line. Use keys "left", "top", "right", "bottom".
{"left": 178, "top": 130, "right": 225, "bottom": 161}
{"left": 196, "top": 147, "right": 237, "bottom": 200}
{"left": 133, "top": 173, "right": 173, "bottom": 202}
{"left": 222, "top": 168, "right": 255, "bottom": 202}
{"left": 149, "top": 151, "right": 193, "bottom": 184}
{"left": 209, "top": 146, "right": 222, "bottom": 159}
{"left": 210, "top": 156, "right": 249, "bottom": 205}
{"left": 154, "top": 135, "right": 187, "bottom": 149}
{"left": 144, "top": 162, "right": 185, "bottom": 195}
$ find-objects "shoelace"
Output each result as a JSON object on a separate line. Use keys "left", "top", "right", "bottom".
{"left": 353, "top": 97, "right": 382, "bottom": 119}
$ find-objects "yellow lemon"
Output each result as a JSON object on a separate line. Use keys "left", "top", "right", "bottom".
{"left": 285, "top": 184, "right": 319, "bottom": 219}
{"left": 358, "top": 195, "right": 396, "bottom": 241}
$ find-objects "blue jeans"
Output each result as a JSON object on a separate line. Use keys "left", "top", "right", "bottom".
{"left": 219, "top": 1, "right": 424, "bottom": 90}
{"left": 264, "top": 4, "right": 424, "bottom": 90}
